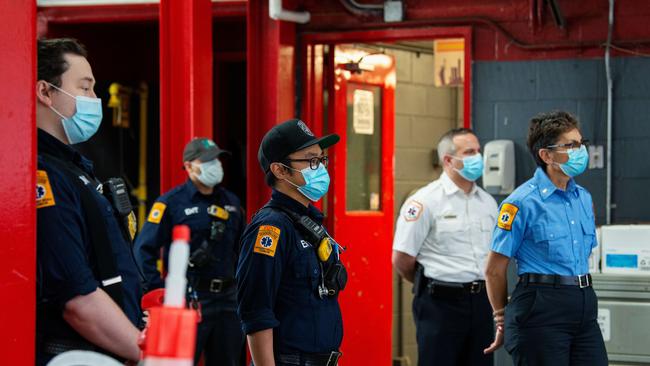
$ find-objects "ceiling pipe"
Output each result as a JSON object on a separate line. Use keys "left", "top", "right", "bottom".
{"left": 269, "top": 0, "right": 310, "bottom": 24}
{"left": 338, "top": 0, "right": 382, "bottom": 19}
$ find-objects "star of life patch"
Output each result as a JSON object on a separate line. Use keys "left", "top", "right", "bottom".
{"left": 254, "top": 225, "right": 281, "bottom": 257}
{"left": 147, "top": 202, "right": 167, "bottom": 224}
{"left": 404, "top": 200, "right": 423, "bottom": 222}
{"left": 36, "top": 170, "right": 56, "bottom": 209}
{"left": 497, "top": 203, "right": 519, "bottom": 231}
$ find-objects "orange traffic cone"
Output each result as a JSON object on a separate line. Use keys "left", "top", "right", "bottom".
{"left": 141, "top": 225, "right": 198, "bottom": 366}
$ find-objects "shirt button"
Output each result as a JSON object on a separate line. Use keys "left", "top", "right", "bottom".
{"left": 571, "top": 220, "right": 575, "bottom": 225}
{"left": 565, "top": 202, "right": 570, "bottom": 206}
{"left": 313, "top": 269, "right": 318, "bottom": 275}
{"left": 573, "top": 240, "right": 578, "bottom": 244}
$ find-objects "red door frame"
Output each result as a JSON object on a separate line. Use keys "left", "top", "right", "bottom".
{"left": 301, "top": 26, "right": 473, "bottom": 129}
{"left": 300, "top": 26, "right": 473, "bottom": 365}
{"left": 0, "top": 1, "right": 36, "bottom": 364}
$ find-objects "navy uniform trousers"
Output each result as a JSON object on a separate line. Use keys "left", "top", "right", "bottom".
{"left": 505, "top": 283, "right": 608, "bottom": 366}
{"left": 413, "top": 285, "right": 493, "bottom": 366}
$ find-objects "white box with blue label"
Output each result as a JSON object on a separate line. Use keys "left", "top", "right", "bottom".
{"left": 601, "top": 225, "right": 650, "bottom": 275}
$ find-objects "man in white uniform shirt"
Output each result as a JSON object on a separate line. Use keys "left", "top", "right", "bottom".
{"left": 392, "top": 128, "right": 498, "bottom": 366}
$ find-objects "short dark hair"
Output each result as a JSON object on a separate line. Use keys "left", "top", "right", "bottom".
{"left": 37, "top": 38, "right": 88, "bottom": 87}
{"left": 437, "top": 127, "right": 475, "bottom": 162}
{"left": 527, "top": 110, "right": 579, "bottom": 168}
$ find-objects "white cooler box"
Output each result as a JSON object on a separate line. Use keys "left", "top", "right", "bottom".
{"left": 601, "top": 225, "right": 650, "bottom": 275}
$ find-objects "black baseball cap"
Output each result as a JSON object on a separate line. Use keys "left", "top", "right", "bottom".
{"left": 258, "top": 119, "right": 340, "bottom": 172}
{"left": 183, "top": 137, "right": 230, "bottom": 162}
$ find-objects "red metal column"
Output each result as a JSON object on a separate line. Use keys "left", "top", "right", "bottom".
{"left": 0, "top": 1, "right": 36, "bottom": 364}
{"left": 246, "top": 0, "right": 296, "bottom": 216}
{"left": 159, "top": 0, "right": 214, "bottom": 193}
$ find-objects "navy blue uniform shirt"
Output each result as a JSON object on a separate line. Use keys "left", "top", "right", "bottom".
{"left": 135, "top": 180, "right": 244, "bottom": 299}
{"left": 36, "top": 129, "right": 142, "bottom": 343}
{"left": 236, "top": 190, "right": 343, "bottom": 354}
{"left": 491, "top": 167, "right": 597, "bottom": 276}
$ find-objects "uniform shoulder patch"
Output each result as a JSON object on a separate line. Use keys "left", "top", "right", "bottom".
{"left": 36, "top": 170, "right": 56, "bottom": 209}
{"left": 497, "top": 203, "right": 519, "bottom": 231}
{"left": 403, "top": 200, "right": 423, "bottom": 222}
{"left": 254, "top": 225, "right": 281, "bottom": 257}
{"left": 147, "top": 202, "right": 167, "bottom": 224}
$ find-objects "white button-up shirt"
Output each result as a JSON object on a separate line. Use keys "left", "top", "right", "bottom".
{"left": 393, "top": 172, "right": 498, "bottom": 282}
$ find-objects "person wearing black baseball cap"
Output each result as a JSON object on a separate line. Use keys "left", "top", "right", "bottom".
{"left": 237, "top": 119, "right": 346, "bottom": 366}
{"left": 135, "top": 137, "right": 246, "bottom": 366}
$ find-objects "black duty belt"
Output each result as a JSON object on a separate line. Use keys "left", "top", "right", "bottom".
{"left": 425, "top": 278, "right": 486, "bottom": 295}
{"left": 519, "top": 273, "right": 592, "bottom": 288}
{"left": 193, "top": 277, "right": 234, "bottom": 293}
{"left": 277, "top": 351, "right": 342, "bottom": 366}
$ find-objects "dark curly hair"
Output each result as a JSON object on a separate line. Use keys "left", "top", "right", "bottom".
{"left": 37, "top": 38, "right": 87, "bottom": 87}
{"left": 527, "top": 110, "right": 579, "bottom": 169}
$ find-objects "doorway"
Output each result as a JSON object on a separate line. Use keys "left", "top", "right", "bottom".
{"left": 302, "top": 27, "right": 471, "bottom": 366}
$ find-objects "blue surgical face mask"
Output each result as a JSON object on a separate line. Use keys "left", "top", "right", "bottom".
{"left": 451, "top": 153, "right": 484, "bottom": 182}
{"left": 192, "top": 159, "right": 224, "bottom": 187}
{"left": 556, "top": 145, "right": 589, "bottom": 177}
{"left": 284, "top": 163, "right": 330, "bottom": 202}
{"left": 48, "top": 83, "right": 103, "bottom": 144}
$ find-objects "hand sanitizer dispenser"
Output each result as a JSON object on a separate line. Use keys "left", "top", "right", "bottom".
{"left": 482, "top": 140, "right": 515, "bottom": 195}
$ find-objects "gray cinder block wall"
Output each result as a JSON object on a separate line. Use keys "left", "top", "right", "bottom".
{"left": 473, "top": 57, "right": 650, "bottom": 225}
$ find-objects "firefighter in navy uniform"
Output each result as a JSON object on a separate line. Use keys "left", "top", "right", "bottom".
{"left": 135, "top": 137, "right": 246, "bottom": 366}
{"left": 35, "top": 38, "right": 142, "bottom": 365}
{"left": 236, "top": 119, "right": 346, "bottom": 366}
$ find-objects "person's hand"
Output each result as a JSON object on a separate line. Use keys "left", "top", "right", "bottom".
{"left": 483, "top": 324, "right": 504, "bottom": 354}
{"left": 493, "top": 308, "right": 505, "bottom": 327}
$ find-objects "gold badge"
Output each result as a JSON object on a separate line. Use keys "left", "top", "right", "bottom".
{"left": 147, "top": 202, "right": 167, "bottom": 224}
{"left": 36, "top": 170, "right": 56, "bottom": 209}
{"left": 497, "top": 203, "right": 519, "bottom": 231}
{"left": 254, "top": 225, "right": 281, "bottom": 257}
{"left": 127, "top": 212, "right": 137, "bottom": 240}
{"left": 208, "top": 205, "right": 229, "bottom": 220}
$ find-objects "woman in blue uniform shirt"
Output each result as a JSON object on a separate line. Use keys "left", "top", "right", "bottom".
{"left": 483, "top": 111, "right": 607, "bottom": 365}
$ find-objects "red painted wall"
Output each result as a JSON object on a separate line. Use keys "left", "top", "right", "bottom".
{"left": 0, "top": 1, "right": 36, "bottom": 364}
{"left": 300, "top": 0, "right": 650, "bottom": 61}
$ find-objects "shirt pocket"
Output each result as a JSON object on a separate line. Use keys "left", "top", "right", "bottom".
{"left": 436, "top": 217, "right": 466, "bottom": 253}
{"left": 292, "top": 251, "right": 320, "bottom": 295}
{"left": 480, "top": 216, "right": 496, "bottom": 245}
{"left": 532, "top": 224, "right": 572, "bottom": 264}
{"left": 581, "top": 219, "right": 596, "bottom": 258}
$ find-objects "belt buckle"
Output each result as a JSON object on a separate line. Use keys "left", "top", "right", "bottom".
{"left": 326, "top": 351, "right": 342, "bottom": 366}
{"left": 578, "top": 275, "right": 590, "bottom": 288}
{"left": 209, "top": 279, "right": 224, "bottom": 293}
{"left": 470, "top": 281, "right": 482, "bottom": 294}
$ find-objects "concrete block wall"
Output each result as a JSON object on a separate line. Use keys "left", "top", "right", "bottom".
{"left": 473, "top": 57, "right": 650, "bottom": 224}
{"left": 388, "top": 48, "right": 464, "bottom": 364}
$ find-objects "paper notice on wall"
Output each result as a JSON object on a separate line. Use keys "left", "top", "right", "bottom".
{"left": 597, "top": 308, "right": 611, "bottom": 342}
{"left": 434, "top": 38, "right": 465, "bottom": 87}
{"left": 353, "top": 89, "right": 374, "bottom": 135}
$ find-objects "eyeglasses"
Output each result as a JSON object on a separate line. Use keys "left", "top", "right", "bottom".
{"left": 285, "top": 155, "right": 329, "bottom": 170}
{"left": 546, "top": 139, "right": 589, "bottom": 151}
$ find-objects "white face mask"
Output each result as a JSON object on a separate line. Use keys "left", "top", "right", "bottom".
{"left": 192, "top": 159, "right": 223, "bottom": 187}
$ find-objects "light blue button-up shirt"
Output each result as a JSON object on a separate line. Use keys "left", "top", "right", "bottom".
{"left": 490, "top": 167, "right": 597, "bottom": 276}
